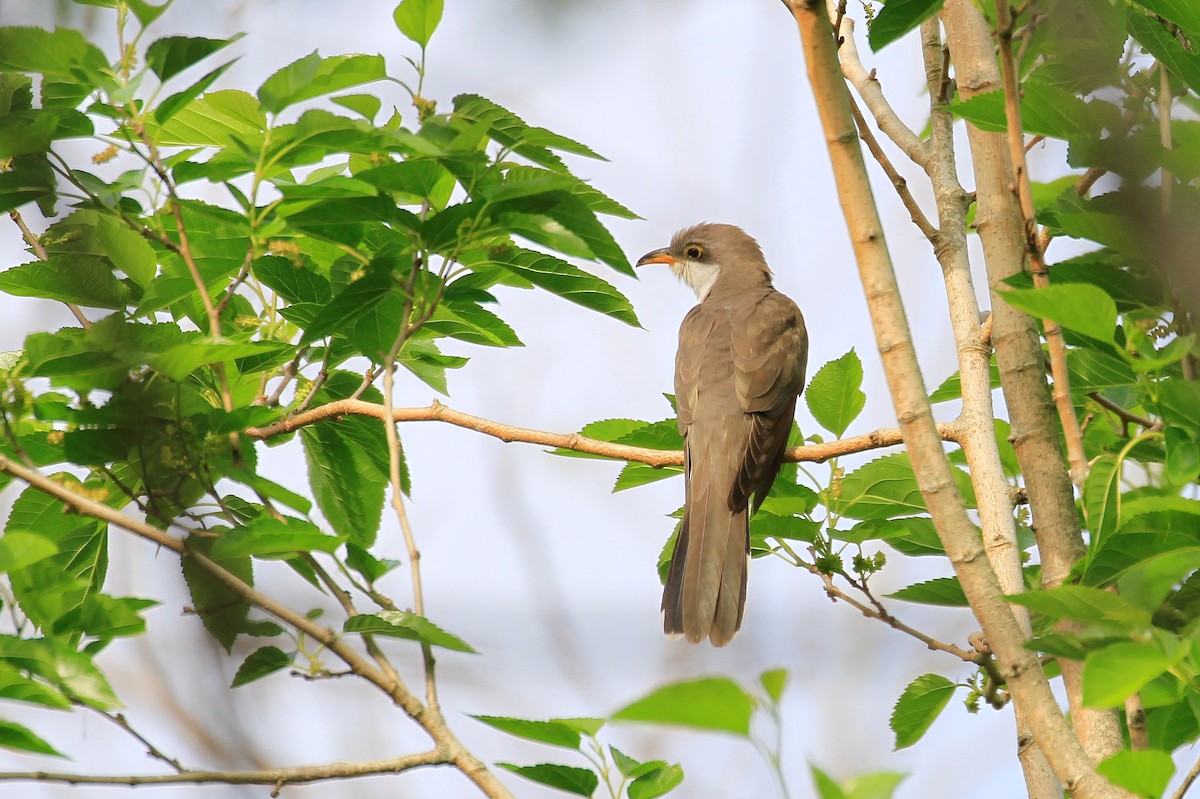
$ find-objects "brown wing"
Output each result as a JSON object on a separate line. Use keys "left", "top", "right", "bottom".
{"left": 729, "top": 290, "right": 808, "bottom": 511}
{"left": 673, "top": 304, "right": 716, "bottom": 434}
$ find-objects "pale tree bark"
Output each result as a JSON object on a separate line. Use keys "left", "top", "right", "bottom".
{"left": 826, "top": 8, "right": 1052, "bottom": 794}
{"left": 939, "top": 0, "right": 1125, "bottom": 764}
{"left": 785, "top": 1, "right": 1129, "bottom": 796}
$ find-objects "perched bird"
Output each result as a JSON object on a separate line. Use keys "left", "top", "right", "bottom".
{"left": 637, "top": 224, "right": 808, "bottom": 646}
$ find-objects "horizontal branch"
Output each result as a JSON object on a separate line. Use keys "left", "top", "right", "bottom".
{"left": 244, "top": 399, "right": 963, "bottom": 466}
{"left": 0, "top": 750, "right": 446, "bottom": 790}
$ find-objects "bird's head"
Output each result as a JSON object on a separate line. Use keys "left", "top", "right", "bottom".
{"left": 636, "top": 223, "right": 771, "bottom": 302}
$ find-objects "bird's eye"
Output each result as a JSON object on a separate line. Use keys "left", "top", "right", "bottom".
{"left": 685, "top": 244, "right": 704, "bottom": 260}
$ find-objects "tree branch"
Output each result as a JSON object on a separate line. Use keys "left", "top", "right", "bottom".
{"left": 785, "top": 2, "right": 1127, "bottom": 797}
{"left": 243, "top": 398, "right": 962, "bottom": 466}
{"left": 942, "top": 0, "right": 1125, "bottom": 771}
{"left": 0, "top": 751, "right": 447, "bottom": 793}
{"left": 9, "top": 210, "right": 91, "bottom": 328}
{"left": 993, "top": 0, "right": 1088, "bottom": 485}
{"left": 824, "top": 4, "right": 930, "bottom": 168}
{"left": 0, "top": 454, "right": 514, "bottom": 799}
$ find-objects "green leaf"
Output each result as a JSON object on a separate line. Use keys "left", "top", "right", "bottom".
{"left": 805, "top": 350, "right": 866, "bottom": 437}
{"left": 0, "top": 661, "right": 70, "bottom": 709}
{"left": 146, "top": 34, "right": 242, "bottom": 82}
{"left": 1006, "top": 584, "right": 1150, "bottom": 627}
{"left": 156, "top": 62, "right": 239, "bottom": 124}
{"left": 1000, "top": 284, "right": 1116, "bottom": 344}
{"left": 331, "top": 93, "right": 382, "bottom": 121}
{"left": 1068, "top": 349, "right": 1136, "bottom": 392}
{"left": 1083, "top": 641, "right": 1170, "bottom": 707}
{"left": 485, "top": 248, "right": 639, "bottom": 326}
{"left": 494, "top": 192, "right": 631, "bottom": 275}
{"left": 231, "top": 646, "right": 292, "bottom": 687}
{"left": 612, "top": 677, "right": 753, "bottom": 736}
{"left": 890, "top": 674, "right": 955, "bottom": 749}
{"left": 0, "top": 636, "right": 121, "bottom": 710}
{"left": 928, "top": 361, "right": 1001, "bottom": 403}
{"left": 0, "top": 532, "right": 58, "bottom": 574}
{"left": 1083, "top": 455, "right": 1122, "bottom": 545}
{"left": 887, "top": 577, "right": 968, "bottom": 606}
{"left": 6, "top": 480, "right": 107, "bottom": 596}
{"left": 838, "top": 517, "right": 945, "bottom": 557}
{"left": 209, "top": 517, "right": 342, "bottom": 560}
{"left": 0, "top": 256, "right": 129, "bottom": 309}
{"left": 257, "top": 52, "right": 388, "bottom": 115}
{"left": 1128, "top": 9, "right": 1200, "bottom": 95}
{"left": 150, "top": 89, "right": 266, "bottom": 147}
{"left": 951, "top": 84, "right": 1101, "bottom": 141}
{"left": 1096, "top": 750, "right": 1174, "bottom": 799}
{"left": 1084, "top": 511, "right": 1200, "bottom": 586}
{"left": 628, "top": 764, "right": 684, "bottom": 799}
{"left": 868, "top": 0, "right": 945, "bottom": 51}
{"left": 496, "top": 763, "right": 597, "bottom": 797}
{"left": 1133, "top": 0, "right": 1200, "bottom": 39}
{"left": 343, "top": 610, "right": 477, "bottom": 653}
{"left": 811, "top": 765, "right": 849, "bottom": 799}
{"left": 394, "top": 0, "right": 444, "bottom": 48}
{"left": 470, "top": 715, "right": 582, "bottom": 749}
{"left": 837, "top": 455, "right": 924, "bottom": 519}
{"left": 759, "top": 668, "right": 788, "bottom": 703}
{"left": 1166, "top": 427, "right": 1200, "bottom": 485}
{"left": 181, "top": 536, "right": 253, "bottom": 653}
{"left": 43, "top": 210, "right": 158, "bottom": 289}
{"left": 0, "top": 719, "right": 62, "bottom": 757}
{"left": 298, "top": 271, "right": 394, "bottom": 345}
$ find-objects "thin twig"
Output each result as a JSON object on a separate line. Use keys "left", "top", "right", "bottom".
{"left": 244, "top": 398, "right": 963, "bottom": 467}
{"left": 811, "top": 566, "right": 982, "bottom": 663}
{"left": 1173, "top": 755, "right": 1200, "bottom": 799}
{"left": 9, "top": 210, "right": 91, "bottom": 328}
{"left": 1088, "top": 392, "right": 1158, "bottom": 430}
{"left": 91, "top": 710, "right": 184, "bottom": 772}
{"left": 848, "top": 95, "right": 940, "bottom": 242}
{"left": 994, "top": 0, "right": 1088, "bottom": 485}
{"left": 0, "top": 751, "right": 447, "bottom": 790}
{"left": 823, "top": 0, "right": 930, "bottom": 168}
{"left": 0, "top": 454, "right": 515, "bottom": 799}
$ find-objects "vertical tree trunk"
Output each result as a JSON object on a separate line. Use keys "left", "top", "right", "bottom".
{"left": 938, "top": 0, "right": 1125, "bottom": 764}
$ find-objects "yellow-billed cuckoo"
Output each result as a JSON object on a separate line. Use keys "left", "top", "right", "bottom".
{"left": 638, "top": 223, "right": 808, "bottom": 646}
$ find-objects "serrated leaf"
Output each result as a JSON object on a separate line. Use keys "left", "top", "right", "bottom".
{"left": 1128, "top": 9, "right": 1200, "bottom": 96}
{"left": 231, "top": 646, "right": 292, "bottom": 687}
{"left": 1007, "top": 584, "right": 1150, "bottom": 627}
{"left": 837, "top": 453, "right": 974, "bottom": 519}
{"left": 629, "top": 764, "right": 684, "bottom": 799}
{"left": 890, "top": 674, "right": 955, "bottom": 749}
{"left": 1082, "top": 641, "right": 1170, "bottom": 707}
{"left": 209, "top": 517, "right": 342, "bottom": 560}
{"left": 868, "top": 0, "right": 945, "bottom": 51}
{"left": 612, "top": 677, "right": 753, "bottom": 736}
{"left": 181, "top": 536, "right": 252, "bottom": 653}
{"left": 1000, "top": 284, "right": 1117, "bottom": 344}
{"left": 951, "top": 84, "right": 1101, "bottom": 141}
{"left": 806, "top": 350, "right": 865, "bottom": 437}
{"left": 258, "top": 53, "right": 388, "bottom": 115}
{"left": 471, "top": 715, "right": 582, "bottom": 749}
{"left": 887, "top": 577, "right": 968, "bottom": 606}
{"left": 497, "top": 763, "right": 597, "bottom": 797}
{"left": 146, "top": 34, "right": 242, "bottom": 82}
{"left": 0, "top": 256, "right": 129, "bottom": 309}
{"left": 344, "top": 610, "right": 477, "bottom": 653}
{"left": 486, "top": 247, "right": 638, "bottom": 326}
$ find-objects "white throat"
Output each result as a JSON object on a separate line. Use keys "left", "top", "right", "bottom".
{"left": 674, "top": 259, "right": 721, "bottom": 302}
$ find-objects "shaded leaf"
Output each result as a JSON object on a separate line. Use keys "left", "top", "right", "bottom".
{"left": 496, "top": 763, "right": 597, "bottom": 797}
{"left": 231, "top": 646, "right": 291, "bottom": 687}
{"left": 1083, "top": 641, "right": 1169, "bottom": 707}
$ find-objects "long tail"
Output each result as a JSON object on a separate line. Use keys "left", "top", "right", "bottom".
{"left": 661, "top": 487, "right": 749, "bottom": 646}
